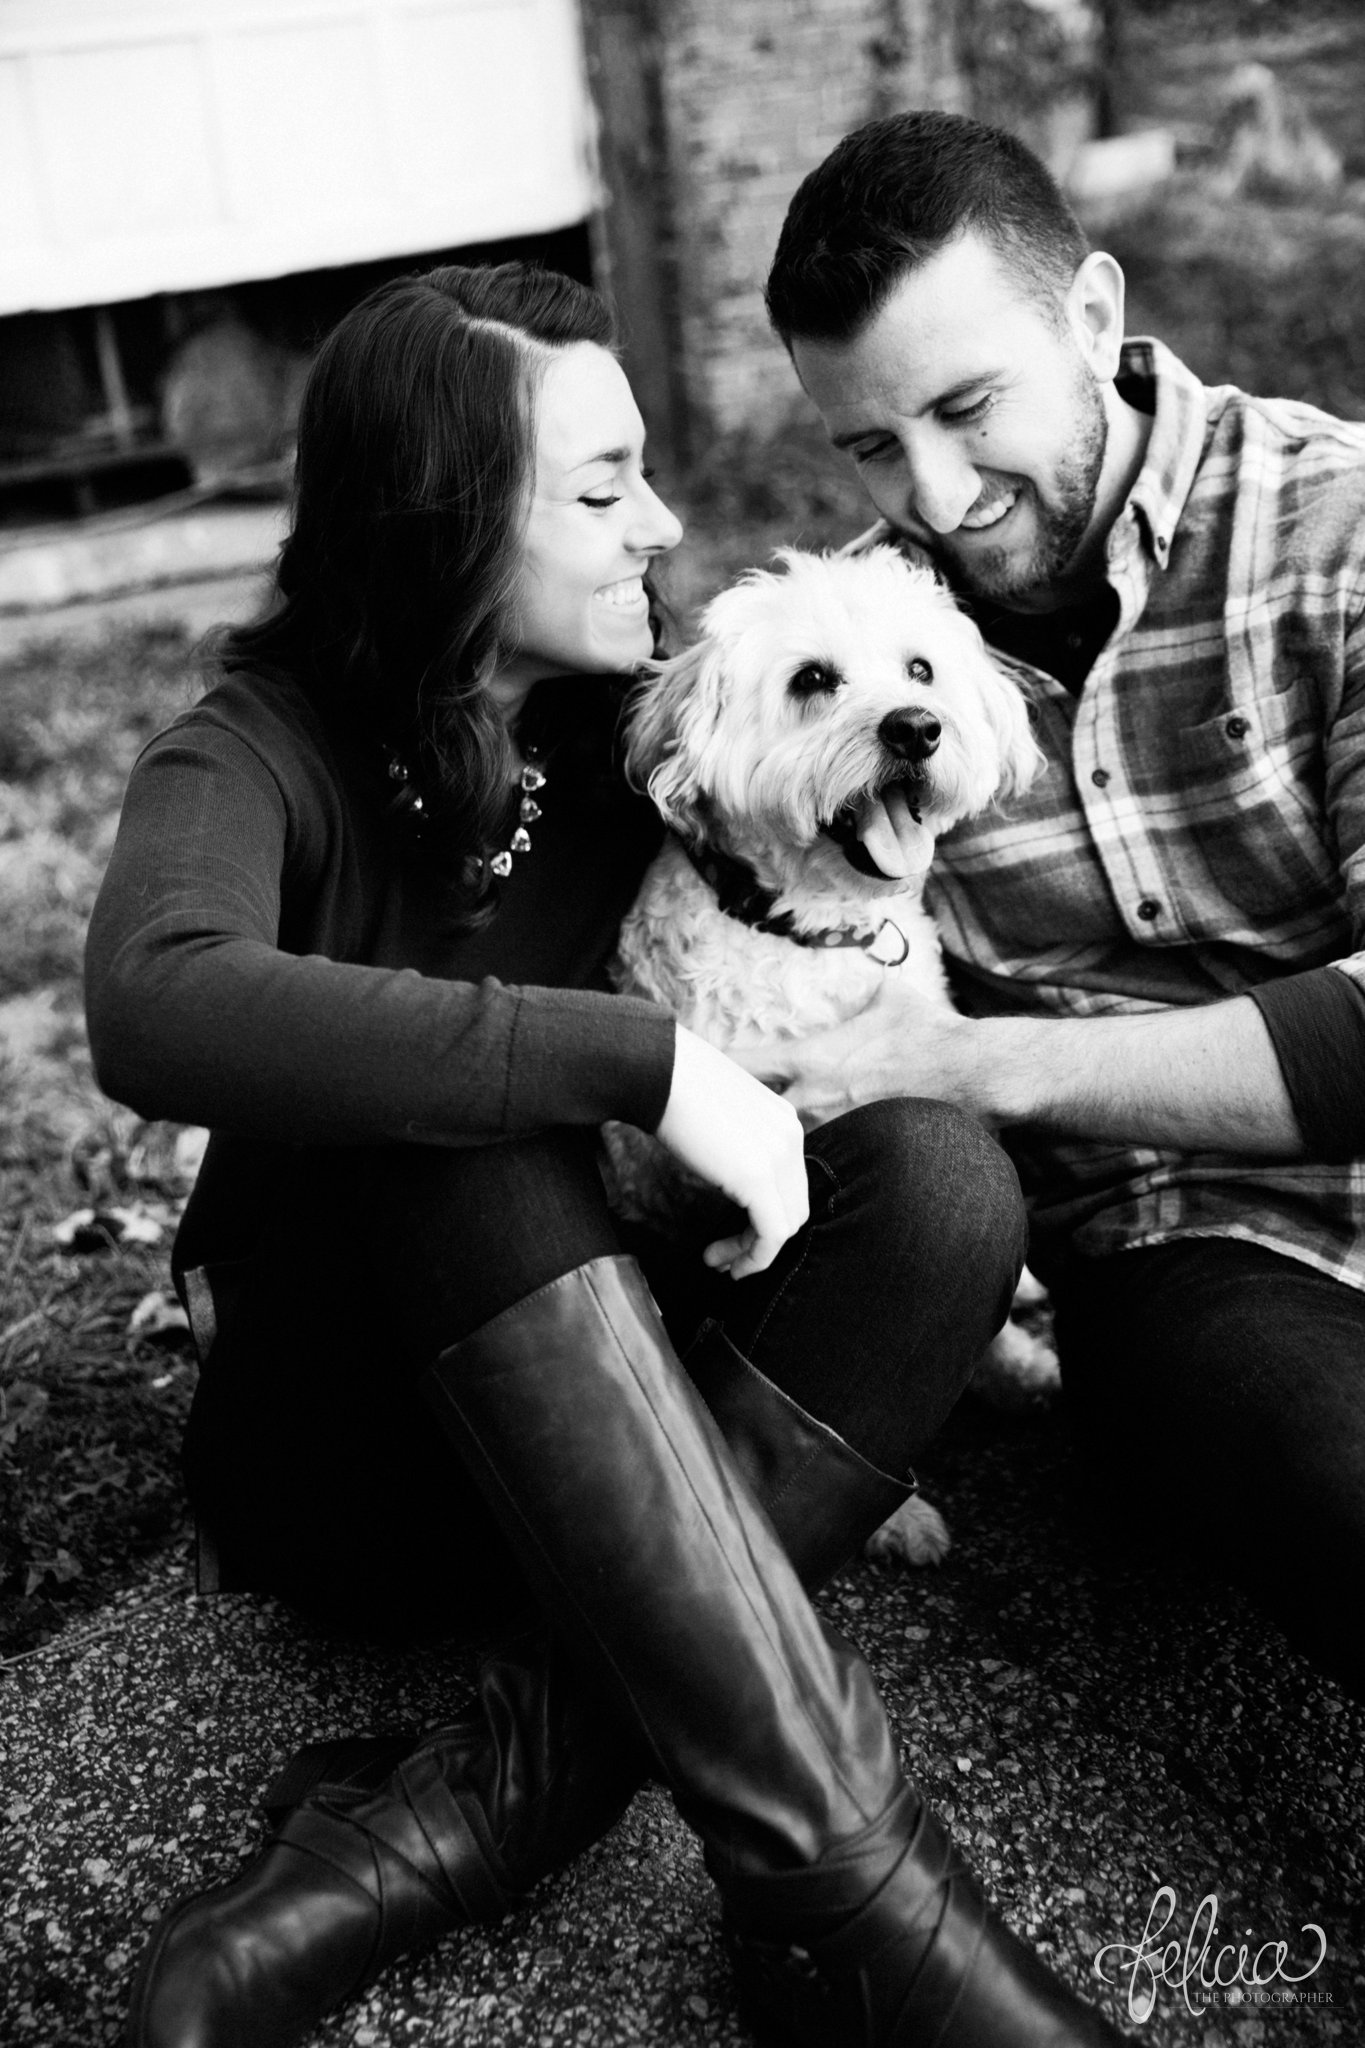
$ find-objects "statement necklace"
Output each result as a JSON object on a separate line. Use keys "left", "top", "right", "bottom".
{"left": 382, "top": 743, "right": 547, "bottom": 878}
{"left": 488, "top": 747, "right": 547, "bottom": 877}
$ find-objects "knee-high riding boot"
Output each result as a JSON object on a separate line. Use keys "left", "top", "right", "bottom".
{"left": 124, "top": 1624, "right": 642, "bottom": 2048}
{"left": 126, "top": 1288, "right": 913, "bottom": 2048}
{"left": 422, "top": 1255, "right": 1128, "bottom": 2046}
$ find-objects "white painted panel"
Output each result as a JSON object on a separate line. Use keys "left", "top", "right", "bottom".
{"left": 211, "top": 19, "right": 386, "bottom": 226}
{"left": 397, "top": 5, "right": 541, "bottom": 193}
{"left": 0, "top": 60, "right": 45, "bottom": 255}
{"left": 29, "top": 40, "right": 219, "bottom": 243}
{"left": 0, "top": 0, "right": 597, "bottom": 314}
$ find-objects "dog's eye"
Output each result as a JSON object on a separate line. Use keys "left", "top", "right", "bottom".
{"left": 906, "top": 657, "right": 934, "bottom": 685}
{"left": 789, "top": 662, "right": 844, "bottom": 698}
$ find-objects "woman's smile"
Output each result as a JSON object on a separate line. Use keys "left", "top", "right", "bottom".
{"left": 596, "top": 574, "right": 650, "bottom": 610}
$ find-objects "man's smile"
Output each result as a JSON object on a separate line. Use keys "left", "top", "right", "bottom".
{"left": 956, "top": 483, "right": 1021, "bottom": 534}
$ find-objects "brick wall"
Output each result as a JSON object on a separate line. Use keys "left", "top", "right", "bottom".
{"left": 581, "top": 0, "right": 1099, "bottom": 459}
{"left": 661, "top": 0, "right": 961, "bottom": 444}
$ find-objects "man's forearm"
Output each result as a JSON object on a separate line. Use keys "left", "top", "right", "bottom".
{"left": 965, "top": 994, "right": 1306, "bottom": 1157}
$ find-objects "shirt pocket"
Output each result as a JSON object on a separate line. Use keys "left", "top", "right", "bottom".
{"left": 1172, "top": 691, "right": 1340, "bottom": 932}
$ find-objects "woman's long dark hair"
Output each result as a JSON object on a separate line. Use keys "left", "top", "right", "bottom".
{"left": 219, "top": 261, "right": 623, "bottom": 923}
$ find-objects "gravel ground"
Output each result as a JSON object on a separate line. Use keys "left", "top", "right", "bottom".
{"left": 3, "top": 1395, "right": 1360, "bottom": 2047}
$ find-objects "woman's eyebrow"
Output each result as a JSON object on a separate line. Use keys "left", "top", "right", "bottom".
{"left": 570, "top": 445, "right": 632, "bottom": 470}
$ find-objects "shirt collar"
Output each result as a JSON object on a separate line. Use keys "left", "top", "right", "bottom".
{"left": 1115, "top": 337, "right": 1208, "bottom": 574}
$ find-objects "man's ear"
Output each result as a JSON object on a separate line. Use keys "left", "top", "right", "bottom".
{"left": 1065, "top": 250, "right": 1126, "bottom": 382}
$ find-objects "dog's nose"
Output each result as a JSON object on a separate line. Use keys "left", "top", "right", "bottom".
{"left": 879, "top": 707, "right": 941, "bottom": 761}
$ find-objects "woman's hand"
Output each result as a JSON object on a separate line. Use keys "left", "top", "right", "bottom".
{"left": 655, "top": 1026, "right": 809, "bottom": 1278}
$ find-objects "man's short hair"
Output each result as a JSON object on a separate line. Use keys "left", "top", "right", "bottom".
{"left": 765, "top": 109, "right": 1090, "bottom": 348}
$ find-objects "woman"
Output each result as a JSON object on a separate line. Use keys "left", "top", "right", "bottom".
{"left": 86, "top": 263, "right": 1124, "bottom": 2048}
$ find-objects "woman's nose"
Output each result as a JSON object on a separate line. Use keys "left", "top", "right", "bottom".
{"left": 633, "top": 481, "right": 684, "bottom": 556}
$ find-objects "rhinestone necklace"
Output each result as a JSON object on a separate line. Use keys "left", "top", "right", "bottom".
{"left": 489, "top": 747, "right": 546, "bottom": 877}
{"left": 382, "top": 743, "right": 547, "bottom": 878}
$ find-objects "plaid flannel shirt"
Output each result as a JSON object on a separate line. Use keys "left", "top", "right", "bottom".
{"left": 892, "top": 340, "right": 1365, "bottom": 1287}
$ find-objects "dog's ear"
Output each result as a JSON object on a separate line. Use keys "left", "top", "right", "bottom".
{"left": 942, "top": 607, "right": 1046, "bottom": 801}
{"left": 623, "top": 639, "right": 729, "bottom": 840}
{"left": 982, "top": 648, "right": 1047, "bottom": 799}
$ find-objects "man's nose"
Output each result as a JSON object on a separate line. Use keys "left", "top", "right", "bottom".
{"left": 879, "top": 707, "right": 941, "bottom": 761}
{"left": 904, "top": 435, "right": 978, "bottom": 535}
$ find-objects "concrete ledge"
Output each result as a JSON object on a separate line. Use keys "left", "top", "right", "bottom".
{"left": 0, "top": 572, "right": 272, "bottom": 663}
{"left": 0, "top": 504, "right": 285, "bottom": 614}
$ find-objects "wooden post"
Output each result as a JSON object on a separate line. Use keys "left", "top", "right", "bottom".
{"left": 92, "top": 305, "right": 137, "bottom": 451}
{"left": 578, "top": 0, "right": 691, "bottom": 472}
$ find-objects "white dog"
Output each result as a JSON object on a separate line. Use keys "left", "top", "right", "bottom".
{"left": 607, "top": 545, "right": 1058, "bottom": 1565}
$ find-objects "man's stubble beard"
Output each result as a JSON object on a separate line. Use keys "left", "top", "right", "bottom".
{"left": 941, "top": 360, "right": 1108, "bottom": 611}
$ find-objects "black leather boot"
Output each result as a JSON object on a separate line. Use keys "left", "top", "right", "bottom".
{"left": 422, "top": 1255, "right": 1129, "bottom": 2046}
{"left": 126, "top": 1300, "right": 908, "bottom": 2048}
{"left": 124, "top": 1626, "right": 641, "bottom": 2048}
{"left": 683, "top": 1316, "right": 913, "bottom": 1589}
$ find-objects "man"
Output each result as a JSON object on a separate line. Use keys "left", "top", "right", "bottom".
{"left": 756, "top": 109, "right": 1365, "bottom": 1699}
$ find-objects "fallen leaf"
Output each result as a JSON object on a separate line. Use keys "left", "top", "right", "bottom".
{"left": 128, "top": 1290, "right": 190, "bottom": 1340}
{"left": 51, "top": 1206, "right": 164, "bottom": 1252}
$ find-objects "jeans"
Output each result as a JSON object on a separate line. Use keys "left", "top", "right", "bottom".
{"left": 183, "top": 1099, "right": 1025, "bottom": 1637}
{"left": 1051, "top": 1236, "right": 1365, "bottom": 1701}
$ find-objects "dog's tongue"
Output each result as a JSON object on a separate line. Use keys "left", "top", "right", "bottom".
{"left": 857, "top": 787, "right": 935, "bottom": 880}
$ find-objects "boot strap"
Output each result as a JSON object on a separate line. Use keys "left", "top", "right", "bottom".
{"left": 725, "top": 1799, "right": 999, "bottom": 2048}
{"left": 275, "top": 1758, "right": 514, "bottom": 1926}
{"left": 262, "top": 1732, "right": 421, "bottom": 1824}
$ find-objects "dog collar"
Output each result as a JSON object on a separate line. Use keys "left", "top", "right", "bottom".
{"left": 681, "top": 838, "right": 910, "bottom": 965}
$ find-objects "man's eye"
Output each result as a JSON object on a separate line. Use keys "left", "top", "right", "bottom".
{"left": 579, "top": 494, "right": 621, "bottom": 509}
{"left": 941, "top": 394, "right": 993, "bottom": 425}
{"left": 851, "top": 441, "right": 896, "bottom": 464}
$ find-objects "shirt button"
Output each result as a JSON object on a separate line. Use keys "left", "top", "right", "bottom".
{"left": 1226, "top": 715, "right": 1251, "bottom": 740}
{"left": 1091, "top": 767, "right": 1110, "bottom": 787}
{"left": 1137, "top": 898, "right": 1161, "bottom": 922}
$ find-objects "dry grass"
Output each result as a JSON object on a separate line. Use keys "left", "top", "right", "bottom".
{"left": 1, "top": 624, "right": 206, "bottom": 1654}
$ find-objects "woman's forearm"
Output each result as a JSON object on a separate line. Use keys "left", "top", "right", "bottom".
{"left": 87, "top": 931, "right": 674, "bottom": 1147}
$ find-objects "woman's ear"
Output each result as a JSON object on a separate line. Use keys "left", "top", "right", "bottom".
{"left": 624, "top": 640, "right": 728, "bottom": 840}
{"left": 1065, "top": 250, "right": 1126, "bottom": 383}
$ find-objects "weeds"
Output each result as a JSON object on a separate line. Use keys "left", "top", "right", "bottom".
{"left": 1, "top": 623, "right": 205, "bottom": 1652}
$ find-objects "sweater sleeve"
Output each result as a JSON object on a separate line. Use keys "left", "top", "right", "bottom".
{"left": 84, "top": 711, "right": 675, "bottom": 1147}
{"left": 1246, "top": 964, "right": 1365, "bottom": 1163}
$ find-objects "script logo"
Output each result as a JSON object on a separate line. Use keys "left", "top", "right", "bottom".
{"left": 1093, "top": 1886, "right": 1329, "bottom": 2023}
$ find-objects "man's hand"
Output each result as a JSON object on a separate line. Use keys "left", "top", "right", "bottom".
{"left": 731, "top": 982, "right": 976, "bottom": 1128}
{"left": 732, "top": 985, "right": 1308, "bottom": 1160}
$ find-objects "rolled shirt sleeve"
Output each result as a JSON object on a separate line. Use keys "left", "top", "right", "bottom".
{"left": 1247, "top": 965, "right": 1365, "bottom": 1163}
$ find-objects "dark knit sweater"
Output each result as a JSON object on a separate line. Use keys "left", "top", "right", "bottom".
{"left": 84, "top": 667, "right": 674, "bottom": 1275}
